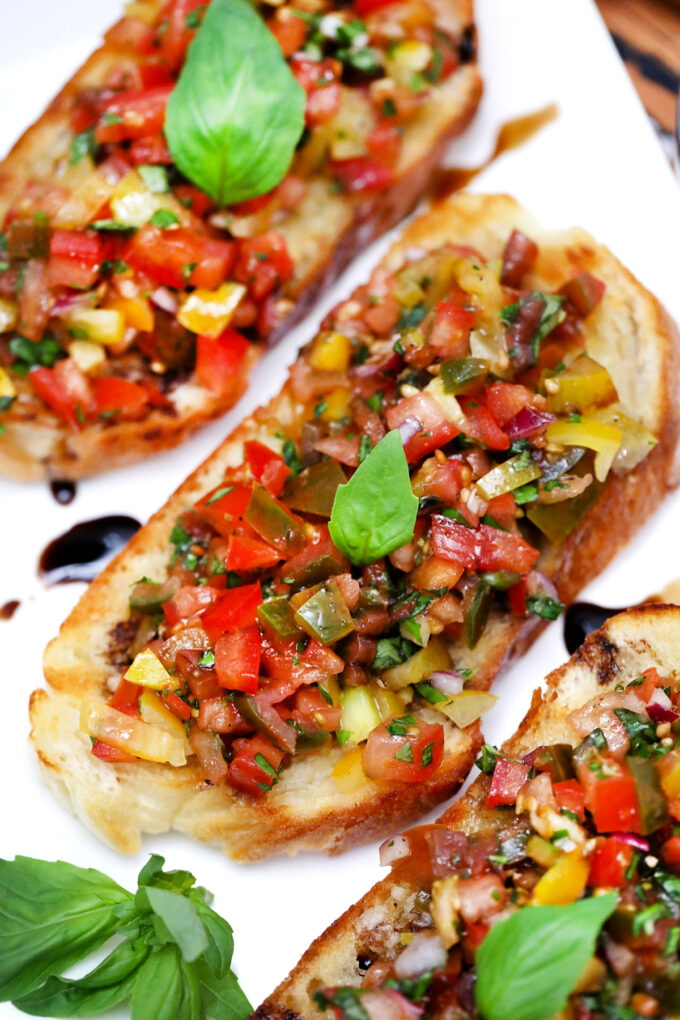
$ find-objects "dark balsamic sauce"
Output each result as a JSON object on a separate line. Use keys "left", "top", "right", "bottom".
{"left": 38, "top": 516, "right": 141, "bottom": 585}
{"left": 0, "top": 599, "right": 20, "bottom": 621}
{"left": 563, "top": 602, "right": 621, "bottom": 655}
{"left": 49, "top": 480, "right": 77, "bottom": 505}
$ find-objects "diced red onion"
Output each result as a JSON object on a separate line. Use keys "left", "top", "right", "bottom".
{"left": 51, "top": 292, "right": 93, "bottom": 316}
{"left": 362, "top": 989, "right": 424, "bottom": 1020}
{"left": 354, "top": 351, "right": 402, "bottom": 379}
{"left": 430, "top": 670, "right": 464, "bottom": 696}
{"left": 393, "top": 932, "right": 447, "bottom": 980}
{"left": 504, "top": 406, "right": 556, "bottom": 440}
{"left": 612, "top": 833, "right": 650, "bottom": 852}
{"left": 379, "top": 833, "right": 410, "bottom": 867}
{"left": 525, "top": 570, "right": 559, "bottom": 602}
{"left": 397, "top": 416, "right": 422, "bottom": 445}
{"left": 465, "top": 487, "right": 488, "bottom": 518}
{"left": 647, "top": 697, "right": 679, "bottom": 724}
{"left": 150, "top": 287, "right": 179, "bottom": 314}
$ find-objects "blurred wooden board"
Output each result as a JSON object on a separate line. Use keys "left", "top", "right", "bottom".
{"left": 597, "top": 0, "right": 680, "bottom": 133}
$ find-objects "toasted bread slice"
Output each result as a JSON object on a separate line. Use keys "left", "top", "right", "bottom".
{"left": 0, "top": 0, "right": 481, "bottom": 481}
{"left": 33, "top": 193, "right": 680, "bottom": 862}
{"left": 256, "top": 603, "right": 680, "bottom": 1017}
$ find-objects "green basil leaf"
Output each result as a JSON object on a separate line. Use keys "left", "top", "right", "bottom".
{"left": 475, "top": 893, "right": 617, "bottom": 1020}
{"left": 329, "top": 430, "right": 418, "bottom": 565}
{"left": 142, "top": 886, "right": 209, "bottom": 963}
{"left": 165, "top": 0, "right": 305, "bottom": 206}
{"left": 192, "top": 900, "right": 235, "bottom": 976}
{"left": 130, "top": 945, "right": 184, "bottom": 1020}
{"left": 138, "top": 854, "right": 197, "bottom": 896}
{"left": 196, "top": 960, "right": 253, "bottom": 1020}
{"left": 0, "top": 857, "right": 133, "bottom": 1001}
{"left": 12, "top": 939, "right": 148, "bottom": 1016}
{"left": 177, "top": 955, "right": 202, "bottom": 1020}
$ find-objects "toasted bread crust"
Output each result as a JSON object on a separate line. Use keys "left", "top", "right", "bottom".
{"left": 33, "top": 193, "right": 680, "bottom": 861}
{"left": 0, "top": 2, "right": 481, "bottom": 481}
{"left": 256, "top": 605, "right": 680, "bottom": 1017}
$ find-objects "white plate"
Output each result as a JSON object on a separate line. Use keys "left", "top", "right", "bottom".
{"left": 2, "top": 0, "right": 680, "bottom": 1013}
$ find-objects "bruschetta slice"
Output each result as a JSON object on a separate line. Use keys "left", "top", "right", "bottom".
{"left": 256, "top": 603, "right": 680, "bottom": 1019}
{"left": 32, "top": 193, "right": 680, "bottom": 860}
{"left": 0, "top": 0, "right": 481, "bottom": 480}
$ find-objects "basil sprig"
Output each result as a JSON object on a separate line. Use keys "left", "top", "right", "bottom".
{"left": 329, "top": 430, "right": 418, "bottom": 566}
{"left": 475, "top": 893, "right": 617, "bottom": 1020}
{"left": 165, "top": 0, "right": 305, "bottom": 206}
{"left": 0, "top": 855, "right": 251, "bottom": 1019}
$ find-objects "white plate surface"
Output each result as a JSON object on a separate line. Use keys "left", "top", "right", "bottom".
{"left": 2, "top": 0, "right": 680, "bottom": 1013}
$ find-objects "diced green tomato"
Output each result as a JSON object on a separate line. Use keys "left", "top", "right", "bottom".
{"left": 188, "top": 725, "right": 229, "bottom": 784}
{"left": 480, "top": 570, "right": 522, "bottom": 590}
{"left": 627, "top": 756, "right": 669, "bottom": 835}
{"left": 280, "top": 536, "right": 349, "bottom": 591}
{"left": 464, "top": 579, "right": 493, "bottom": 649}
{"left": 282, "top": 459, "right": 347, "bottom": 518}
{"left": 294, "top": 583, "right": 355, "bottom": 645}
{"left": 381, "top": 636, "right": 451, "bottom": 690}
{"left": 526, "top": 834, "right": 561, "bottom": 869}
{"left": 245, "top": 483, "right": 306, "bottom": 554}
{"left": 475, "top": 454, "right": 542, "bottom": 501}
{"left": 339, "top": 687, "right": 382, "bottom": 746}
{"left": 233, "top": 694, "right": 297, "bottom": 753}
{"left": 292, "top": 725, "right": 331, "bottom": 749}
{"left": 440, "top": 357, "right": 489, "bottom": 394}
{"left": 257, "top": 596, "right": 303, "bottom": 639}
{"left": 546, "top": 355, "right": 616, "bottom": 413}
{"left": 129, "top": 578, "right": 177, "bottom": 613}
{"left": 527, "top": 477, "right": 602, "bottom": 543}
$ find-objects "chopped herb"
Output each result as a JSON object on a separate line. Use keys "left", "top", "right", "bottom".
{"left": 396, "top": 303, "right": 427, "bottom": 332}
{"left": 386, "top": 714, "right": 416, "bottom": 737}
{"left": 101, "top": 111, "right": 121, "bottom": 126}
{"left": 69, "top": 127, "right": 98, "bottom": 166}
{"left": 632, "top": 902, "right": 670, "bottom": 937}
{"left": 368, "top": 392, "right": 383, "bottom": 414}
{"left": 421, "top": 741, "right": 435, "bottom": 767}
{"left": 441, "top": 507, "right": 470, "bottom": 526}
{"left": 358, "top": 434, "right": 373, "bottom": 463}
{"left": 476, "top": 744, "right": 502, "bottom": 775}
{"left": 0, "top": 395, "right": 16, "bottom": 413}
{"left": 182, "top": 261, "right": 198, "bottom": 282}
{"left": 337, "top": 729, "right": 353, "bottom": 746}
{"left": 513, "top": 482, "right": 538, "bottom": 505}
{"left": 185, "top": 4, "right": 207, "bottom": 28}
{"left": 9, "top": 335, "right": 61, "bottom": 370}
{"left": 372, "top": 635, "right": 416, "bottom": 671}
{"left": 198, "top": 650, "right": 215, "bottom": 667}
{"left": 567, "top": 412, "right": 582, "bottom": 423}
{"left": 613, "top": 708, "right": 658, "bottom": 759}
{"left": 205, "top": 484, "right": 235, "bottom": 506}
{"left": 394, "top": 741, "right": 414, "bottom": 763}
{"left": 149, "top": 209, "right": 180, "bottom": 229}
{"left": 313, "top": 399, "right": 328, "bottom": 418}
{"left": 414, "top": 681, "right": 449, "bottom": 705}
{"left": 281, "top": 438, "right": 302, "bottom": 475}
{"left": 91, "top": 219, "right": 137, "bottom": 233}
{"left": 525, "top": 594, "right": 564, "bottom": 621}
{"left": 500, "top": 292, "right": 566, "bottom": 364}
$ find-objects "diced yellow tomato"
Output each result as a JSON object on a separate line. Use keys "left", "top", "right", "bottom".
{"left": 531, "top": 848, "right": 589, "bottom": 905}
{"left": 431, "top": 875, "right": 461, "bottom": 948}
{"left": 435, "top": 690, "right": 497, "bottom": 728}
{"left": 658, "top": 750, "right": 680, "bottom": 800}
{"left": 67, "top": 308, "right": 125, "bottom": 346}
{"left": 67, "top": 339, "right": 107, "bottom": 373}
{"left": 0, "top": 297, "right": 17, "bottom": 333}
{"left": 108, "top": 296, "right": 155, "bottom": 333}
{"left": 572, "top": 957, "right": 607, "bottom": 995}
{"left": 545, "top": 419, "right": 621, "bottom": 482}
{"left": 476, "top": 454, "right": 542, "bottom": 500}
{"left": 80, "top": 701, "right": 186, "bottom": 766}
{"left": 370, "top": 682, "right": 412, "bottom": 722}
{"left": 0, "top": 366, "right": 16, "bottom": 399}
{"left": 385, "top": 40, "right": 432, "bottom": 87}
{"left": 124, "top": 648, "right": 173, "bottom": 690}
{"left": 320, "top": 387, "right": 352, "bottom": 422}
{"left": 526, "top": 834, "right": 561, "bottom": 869}
{"left": 138, "top": 689, "right": 187, "bottom": 741}
{"left": 310, "top": 332, "right": 352, "bottom": 373}
{"left": 546, "top": 356, "right": 617, "bottom": 413}
{"left": 332, "top": 746, "right": 368, "bottom": 793}
{"left": 381, "top": 636, "right": 451, "bottom": 690}
{"left": 339, "top": 686, "right": 382, "bottom": 746}
{"left": 177, "top": 282, "right": 246, "bottom": 338}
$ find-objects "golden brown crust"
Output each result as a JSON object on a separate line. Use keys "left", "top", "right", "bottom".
{"left": 0, "top": 3, "right": 482, "bottom": 481}
{"left": 257, "top": 605, "right": 680, "bottom": 1017}
{"left": 33, "top": 192, "right": 680, "bottom": 862}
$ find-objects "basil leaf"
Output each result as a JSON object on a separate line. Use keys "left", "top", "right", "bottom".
{"left": 177, "top": 955, "right": 202, "bottom": 1020}
{"left": 138, "top": 854, "right": 196, "bottom": 896}
{"left": 0, "top": 857, "right": 133, "bottom": 1001}
{"left": 130, "top": 945, "right": 184, "bottom": 1020}
{"left": 12, "top": 939, "right": 148, "bottom": 1016}
{"left": 196, "top": 961, "right": 252, "bottom": 1020}
{"left": 165, "top": 0, "right": 305, "bottom": 206}
{"left": 475, "top": 893, "right": 617, "bottom": 1020}
{"left": 141, "top": 886, "right": 209, "bottom": 963}
{"left": 193, "top": 900, "right": 235, "bottom": 976}
{"left": 329, "top": 430, "right": 418, "bottom": 565}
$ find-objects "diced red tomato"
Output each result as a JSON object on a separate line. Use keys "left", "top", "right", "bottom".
{"left": 485, "top": 492, "right": 516, "bottom": 524}
{"left": 362, "top": 717, "right": 445, "bottom": 783}
{"left": 196, "top": 329, "right": 251, "bottom": 399}
{"left": 429, "top": 302, "right": 476, "bottom": 358}
{"left": 588, "top": 836, "right": 635, "bottom": 887}
{"left": 561, "top": 273, "right": 605, "bottom": 316}
{"left": 161, "top": 688, "right": 192, "bottom": 721}
{"left": 234, "top": 232, "right": 294, "bottom": 301}
{"left": 137, "top": 63, "right": 174, "bottom": 89}
{"left": 95, "top": 85, "right": 173, "bottom": 144}
{"left": 244, "top": 440, "right": 291, "bottom": 497}
{"left": 29, "top": 361, "right": 94, "bottom": 430}
{"left": 91, "top": 740, "right": 137, "bottom": 764}
{"left": 226, "top": 533, "right": 281, "bottom": 572}
{"left": 215, "top": 626, "right": 261, "bottom": 694}
{"left": 577, "top": 758, "right": 642, "bottom": 834}
{"left": 124, "top": 224, "right": 235, "bottom": 290}
{"left": 268, "top": 13, "right": 307, "bottom": 57}
{"left": 197, "top": 697, "right": 251, "bottom": 735}
{"left": 290, "top": 57, "right": 341, "bottom": 125}
{"left": 173, "top": 185, "right": 214, "bottom": 218}
{"left": 460, "top": 399, "right": 510, "bottom": 451}
{"left": 47, "top": 230, "right": 105, "bottom": 289}
{"left": 163, "top": 585, "right": 221, "bottom": 626}
{"left": 299, "top": 639, "right": 345, "bottom": 675}
{"left": 201, "top": 582, "right": 263, "bottom": 642}
{"left": 462, "top": 922, "right": 490, "bottom": 961}
{"left": 293, "top": 687, "right": 342, "bottom": 732}
{"left": 188, "top": 725, "right": 229, "bottom": 783}
{"left": 158, "top": 0, "right": 206, "bottom": 69}
{"left": 108, "top": 678, "right": 142, "bottom": 717}
{"left": 228, "top": 734, "right": 285, "bottom": 797}
{"left": 485, "top": 758, "right": 530, "bottom": 808}
{"left": 431, "top": 518, "right": 540, "bottom": 573}
{"left": 93, "top": 377, "right": 150, "bottom": 420}
{"left": 636, "top": 668, "right": 663, "bottom": 703}
{"left": 485, "top": 382, "right": 535, "bottom": 427}
{"left": 355, "top": 0, "right": 402, "bottom": 15}
{"left": 661, "top": 835, "right": 680, "bottom": 873}
{"left": 196, "top": 483, "right": 253, "bottom": 538}
{"left": 129, "top": 133, "right": 173, "bottom": 165}
{"left": 386, "top": 391, "right": 460, "bottom": 462}
{"left": 330, "top": 158, "right": 393, "bottom": 194}
{"left": 421, "top": 458, "right": 466, "bottom": 503}
{"left": 367, "top": 121, "right": 402, "bottom": 168}
{"left": 553, "top": 779, "right": 586, "bottom": 821}
{"left": 507, "top": 579, "right": 527, "bottom": 616}
{"left": 105, "top": 16, "right": 156, "bottom": 53}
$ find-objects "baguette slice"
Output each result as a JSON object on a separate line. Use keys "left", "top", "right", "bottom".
{"left": 256, "top": 603, "right": 680, "bottom": 1017}
{"left": 33, "top": 193, "right": 680, "bottom": 862}
{"left": 0, "top": 0, "right": 481, "bottom": 481}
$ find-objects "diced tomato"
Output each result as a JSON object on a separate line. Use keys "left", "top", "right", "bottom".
{"left": 91, "top": 740, "right": 137, "bottom": 764}
{"left": 362, "top": 717, "right": 445, "bottom": 783}
{"left": 188, "top": 725, "right": 229, "bottom": 783}
{"left": 129, "top": 133, "right": 173, "bottom": 165}
{"left": 431, "top": 517, "right": 540, "bottom": 574}
{"left": 198, "top": 697, "right": 251, "bottom": 735}
{"left": 196, "top": 483, "right": 253, "bottom": 538}
{"left": 485, "top": 382, "right": 535, "bottom": 427}
{"left": 161, "top": 688, "right": 192, "bottom": 721}
{"left": 163, "top": 585, "right": 221, "bottom": 627}
{"left": 234, "top": 232, "right": 294, "bottom": 301}
{"left": 48, "top": 230, "right": 105, "bottom": 289}
{"left": 108, "top": 678, "right": 142, "bottom": 717}
{"left": 485, "top": 758, "right": 530, "bottom": 808}
{"left": 93, "top": 377, "right": 150, "bottom": 420}
{"left": 293, "top": 687, "right": 342, "bottom": 732}
{"left": 661, "top": 835, "right": 680, "bottom": 873}
{"left": 290, "top": 57, "right": 341, "bottom": 125}
{"left": 302, "top": 640, "right": 345, "bottom": 674}
{"left": 553, "top": 779, "right": 586, "bottom": 821}
{"left": 228, "top": 734, "right": 285, "bottom": 797}
{"left": 95, "top": 85, "right": 173, "bottom": 144}
{"left": 507, "top": 579, "right": 527, "bottom": 616}
{"left": 460, "top": 399, "right": 510, "bottom": 451}
{"left": 158, "top": 0, "right": 206, "bottom": 69}
{"left": 330, "top": 158, "right": 393, "bottom": 194}
{"left": 577, "top": 758, "right": 642, "bottom": 834}
{"left": 244, "top": 440, "right": 291, "bottom": 497}
{"left": 561, "top": 273, "right": 605, "bottom": 316}
{"left": 421, "top": 458, "right": 466, "bottom": 503}
{"left": 137, "top": 63, "right": 174, "bottom": 89}
{"left": 462, "top": 922, "right": 490, "bottom": 961}
{"left": 367, "top": 121, "right": 402, "bottom": 168}
{"left": 485, "top": 492, "right": 516, "bottom": 524}
{"left": 226, "top": 533, "right": 281, "bottom": 572}
{"left": 173, "top": 185, "right": 214, "bottom": 218}
{"left": 196, "top": 329, "right": 251, "bottom": 398}
{"left": 201, "top": 582, "right": 263, "bottom": 642}
{"left": 29, "top": 361, "right": 95, "bottom": 430}
{"left": 105, "top": 15, "right": 156, "bottom": 53}
{"left": 268, "top": 13, "right": 307, "bottom": 57}
{"left": 636, "top": 667, "right": 663, "bottom": 704}
{"left": 429, "top": 302, "right": 476, "bottom": 358}
{"left": 215, "top": 626, "right": 261, "bottom": 694}
{"left": 500, "top": 230, "right": 538, "bottom": 289}
{"left": 386, "top": 391, "right": 460, "bottom": 462}
{"left": 588, "top": 836, "right": 635, "bottom": 887}
{"left": 124, "top": 225, "right": 235, "bottom": 290}
{"left": 355, "top": 0, "right": 402, "bottom": 15}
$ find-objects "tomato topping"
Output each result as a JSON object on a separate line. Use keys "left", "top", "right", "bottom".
{"left": 234, "top": 232, "right": 294, "bottom": 301}
{"left": 661, "top": 835, "right": 680, "bottom": 873}
{"left": 485, "top": 382, "right": 535, "bottom": 427}
{"left": 196, "top": 329, "right": 251, "bottom": 398}
{"left": 196, "top": 483, "right": 252, "bottom": 538}
{"left": 228, "top": 734, "right": 285, "bottom": 797}
{"left": 47, "top": 230, "right": 105, "bottom": 289}
{"left": 201, "top": 582, "right": 263, "bottom": 642}
{"left": 244, "top": 440, "right": 291, "bottom": 497}
{"left": 588, "top": 836, "right": 636, "bottom": 887}
{"left": 578, "top": 758, "right": 642, "bottom": 834}
{"left": 460, "top": 399, "right": 510, "bottom": 451}
{"left": 226, "top": 533, "right": 281, "bottom": 572}
{"left": 91, "top": 740, "right": 137, "bottom": 764}
{"left": 429, "top": 302, "right": 476, "bottom": 358}
{"left": 163, "top": 585, "right": 221, "bottom": 627}
{"left": 268, "top": 13, "right": 307, "bottom": 57}
{"left": 161, "top": 688, "right": 192, "bottom": 721}
{"left": 124, "top": 225, "right": 235, "bottom": 291}
{"left": 159, "top": 0, "right": 206, "bottom": 69}
{"left": 485, "top": 758, "right": 530, "bottom": 808}
{"left": 363, "top": 717, "right": 445, "bottom": 783}
{"left": 431, "top": 518, "right": 540, "bottom": 574}
{"left": 553, "top": 779, "right": 586, "bottom": 821}
{"left": 330, "top": 158, "right": 393, "bottom": 194}
{"left": 105, "top": 16, "right": 156, "bottom": 53}
{"left": 108, "top": 678, "right": 142, "bottom": 717}
{"left": 93, "top": 377, "right": 150, "bottom": 420}
{"left": 367, "top": 121, "right": 402, "bottom": 168}
{"left": 355, "top": 0, "right": 401, "bottom": 16}
{"left": 215, "top": 626, "right": 261, "bottom": 694}
{"left": 29, "top": 362, "right": 94, "bottom": 430}
{"left": 293, "top": 687, "right": 342, "bottom": 733}
{"left": 95, "top": 85, "right": 173, "bottom": 143}
{"left": 129, "top": 133, "right": 173, "bottom": 165}
{"left": 386, "top": 392, "right": 460, "bottom": 462}
{"left": 290, "top": 57, "right": 341, "bottom": 125}
{"left": 507, "top": 579, "right": 527, "bottom": 616}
